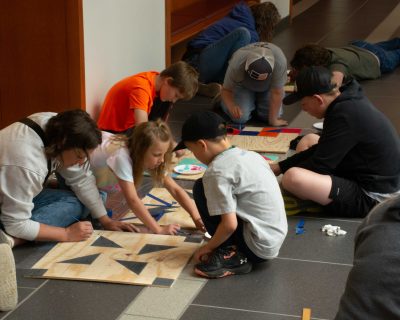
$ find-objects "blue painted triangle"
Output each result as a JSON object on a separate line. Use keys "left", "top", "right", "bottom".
{"left": 59, "top": 253, "right": 100, "bottom": 265}
{"left": 91, "top": 236, "right": 122, "bottom": 248}
{"left": 138, "top": 244, "right": 176, "bottom": 255}
{"left": 115, "top": 260, "right": 147, "bottom": 275}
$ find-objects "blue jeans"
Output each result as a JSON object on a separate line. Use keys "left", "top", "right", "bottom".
{"left": 350, "top": 38, "right": 400, "bottom": 73}
{"left": 221, "top": 84, "right": 281, "bottom": 124}
{"left": 31, "top": 188, "right": 90, "bottom": 227}
{"left": 192, "top": 179, "right": 265, "bottom": 263}
{"left": 31, "top": 188, "right": 107, "bottom": 228}
{"left": 191, "top": 27, "right": 251, "bottom": 83}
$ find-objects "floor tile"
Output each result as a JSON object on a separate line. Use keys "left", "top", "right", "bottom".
{"left": 279, "top": 216, "right": 361, "bottom": 265}
{"left": 191, "top": 258, "right": 351, "bottom": 320}
{"left": 3, "top": 280, "right": 142, "bottom": 320}
{"left": 181, "top": 305, "right": 302, "bottom": 320}
{"left": 124, "top": 279, "right": 205, "bottom": 319}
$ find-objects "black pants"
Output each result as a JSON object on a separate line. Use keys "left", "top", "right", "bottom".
{"left": 193, "top": 178, "right": 265, "bottom": 263}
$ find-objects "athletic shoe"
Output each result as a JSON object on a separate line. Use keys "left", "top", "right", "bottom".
{"left": 196, "top": 82, "right": 222, "bottom": 99}
{"left": 194, "top": 245, "right": 252, "bottom": 278}
{"left": 0, "top": 230, "right": 17, "bottom": 311}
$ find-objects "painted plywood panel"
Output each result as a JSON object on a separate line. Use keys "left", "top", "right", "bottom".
{"left": 121, "top": 188, "right": 196, "bottom": 229}
{"left": 29, "top": 230, "right": 202, "bottom": 287}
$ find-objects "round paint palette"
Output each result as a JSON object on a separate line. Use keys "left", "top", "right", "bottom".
{"left": 174, "top": 164, "right": 206, "bottom": 175}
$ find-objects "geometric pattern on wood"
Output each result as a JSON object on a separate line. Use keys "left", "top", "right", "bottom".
{"left": 184, "top": 235, "right": 204, "bottom": 243}
{"left": 152, "top": 277, "right": 174, "bottom": 287}
{"left": 29, "top": 230, "right": 202, "bottom": 287}
{"left": 91, "top": 236, "right": 123, "bottom": 248}
{"left": 115, "top": 260, "right": 147, "bottom": 275}
{"left": 121, "top": 188, "right": 196, "bottom": 229}
{"left": 59, "top": 253, "right": 101, "bottom": 265}
{"left": 138, "top": 244, "right": 176, "bottom": 255}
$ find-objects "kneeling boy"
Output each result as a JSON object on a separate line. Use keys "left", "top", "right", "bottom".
{"left": 174, "top": 111, "right": 287, "bottom": 278}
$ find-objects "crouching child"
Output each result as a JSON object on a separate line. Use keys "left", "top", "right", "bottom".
{"left": 174, "top": 111, "right": 288, "bottom": 278}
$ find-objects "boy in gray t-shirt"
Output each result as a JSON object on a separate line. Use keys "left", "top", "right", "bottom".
{"left": 174, "top": 111, "right": 287, "bottom": 278}
{"left": 221, "top": 42, "right": 288, "bottom": 127}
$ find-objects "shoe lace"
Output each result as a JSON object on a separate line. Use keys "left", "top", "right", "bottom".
{"left": 208, "top": 246, "right": 236, "bottom": 263}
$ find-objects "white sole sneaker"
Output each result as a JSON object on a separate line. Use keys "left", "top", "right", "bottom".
{"left": 0, "top": 240, "right": 17, "bottom": 311}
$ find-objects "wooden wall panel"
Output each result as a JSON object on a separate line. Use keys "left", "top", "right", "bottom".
{"left": 0, "top": 0, "right": 84, "bottom": 129}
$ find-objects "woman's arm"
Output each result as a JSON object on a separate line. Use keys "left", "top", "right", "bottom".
{"left": 36, "top": 222, "right": 93, "bottom": 242}
{"left": 164, "top": 176, "right": 205, "bottom": 231}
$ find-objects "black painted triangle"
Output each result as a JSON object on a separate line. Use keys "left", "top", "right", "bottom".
{"left": 91, "top": 236, "right": 122, "bottom": 248}
{"left": 115, "top": 260, "right": 147, "bottom": 275}
{"left": 138, "top": 244, "right": 176, "bottom": 255}
{"left": 184, "top": 235, "right": 203, "bottom": 243}
{"left": 152, "top": 277, "right": 174, "bottom": 287}
{"left": 59, "top": 253, "right": 100, "bottom": 265}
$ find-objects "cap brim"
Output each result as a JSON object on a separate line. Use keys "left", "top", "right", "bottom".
{"left": 282, "top": 92, "right": 303, "bottom": 105}
{"left": 173, "top": 140, "right": 186, "bottom": 151}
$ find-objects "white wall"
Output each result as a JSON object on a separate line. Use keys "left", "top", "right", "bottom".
{"left": 263, "top": 0, "right": 290, "bottom": 19}
{"left": 83, "top": 0, "right": 165, "bottom": 119}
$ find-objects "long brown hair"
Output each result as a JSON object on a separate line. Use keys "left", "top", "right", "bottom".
{"left": 112, "top": 120, "right": 173, "bottom": 187}
{"left": 249, "top": 2, "right": 281, "bottom": 42}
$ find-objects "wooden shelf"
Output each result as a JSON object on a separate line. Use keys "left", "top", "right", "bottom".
{"left": 166, "top": 0, "right": 243, "bottom": 65}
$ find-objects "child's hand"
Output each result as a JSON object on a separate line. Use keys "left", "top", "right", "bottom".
{"left": 113, "top": 221, "right": 140, "bottom": 233}
{"left": 65, "top": 221, "right": 93, "bottom": 242}
{"left": 159, "top": 224, "right": 181, "bottom": 235}
{"left": 194, "top": 245, "right": 213, "bottom": 262}
{"left": 228, "top": 105, "right": 243, "bottom": 119}
{"left": 101, "top": 218, "right": 140, "bottom": 233}
{"left": 193, "top": 217, "right": 206, "bottom": 233}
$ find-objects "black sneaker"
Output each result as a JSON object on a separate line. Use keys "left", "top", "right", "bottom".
{"left": 194, "top": 245, "right": 252, "bottom": 278}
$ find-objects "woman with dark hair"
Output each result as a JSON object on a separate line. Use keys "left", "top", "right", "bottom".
{"left": 0, "top": 110, "right": 136, "bottom": 311}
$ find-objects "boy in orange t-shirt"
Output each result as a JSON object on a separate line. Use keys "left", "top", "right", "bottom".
{"left": 98, "top": 61, "right": 198, "bottom": 134}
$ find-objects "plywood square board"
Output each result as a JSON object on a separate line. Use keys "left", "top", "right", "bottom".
{"left": 28, "top": 230, "right": 202, "bottom": 287}
{"left": 228, "top": 132, "right": 299, "bottom": 153}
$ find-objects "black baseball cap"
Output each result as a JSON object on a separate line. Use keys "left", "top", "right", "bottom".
{"left": 283, "top": 66, "right": 336, "bottom": 105}
{"left": 242, "top": 45, "right": 275, "bottom": 92}
{"left": 174, "top": 111, "right": 227, "bottom": 151}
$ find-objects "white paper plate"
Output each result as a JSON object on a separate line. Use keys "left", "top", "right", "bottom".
{"left": 313, "top": 121, "right": 324, "bottom": 130}
{"left": 174, "top": 164, "right": 206, "bottom": 175}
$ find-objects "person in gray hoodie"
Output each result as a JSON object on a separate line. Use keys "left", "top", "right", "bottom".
{"left": 0, "top": 109, "right": 136, "bottom": 311}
